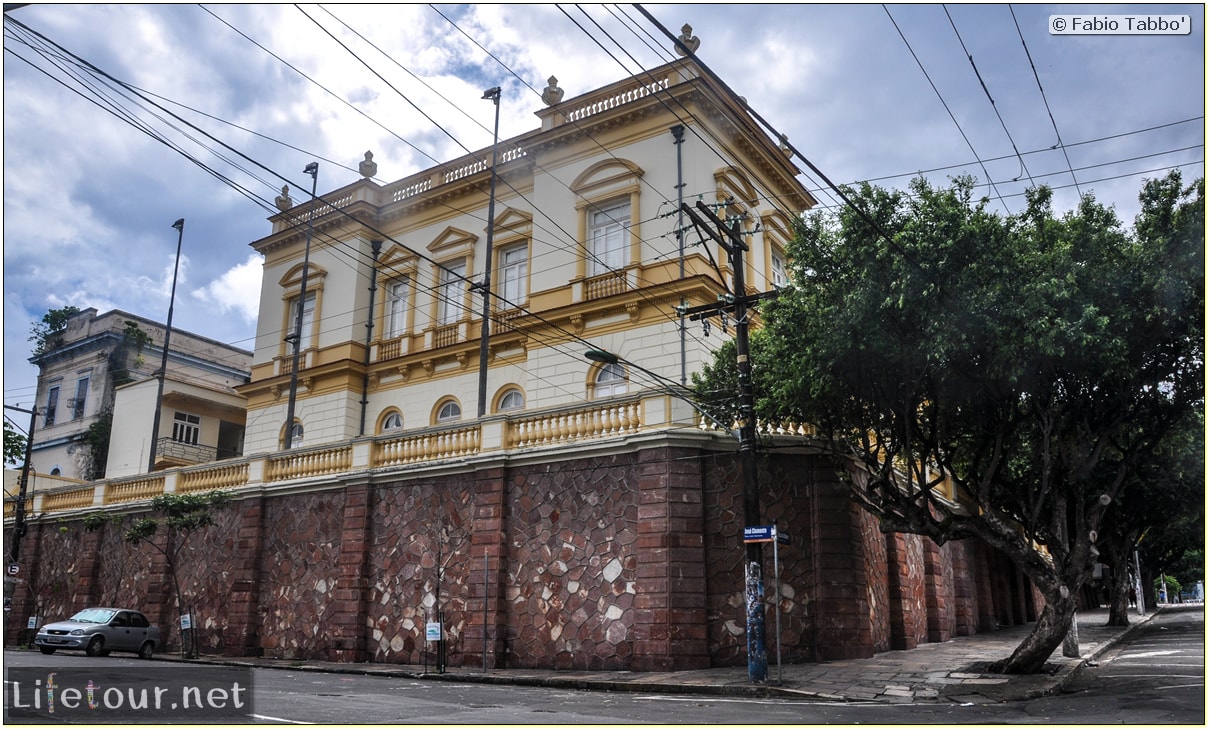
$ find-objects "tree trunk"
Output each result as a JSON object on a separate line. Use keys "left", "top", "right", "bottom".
{"left": 989, "top": 593, "right": 1078, "bottom": 674}
{"left": 1104, "top": 540, "right": 1133, "bottom": 626}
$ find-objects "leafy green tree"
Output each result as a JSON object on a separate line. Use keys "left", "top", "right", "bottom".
{"left": 4, "top": 419, "right": 28, "bottom": 468}
{"left": 29, "top": 306, "right": 80, "bottom": 356}
{"left": 694, "top": 172, "right": 1203, "bottom": 674}
{"left": 84, "top": 490, "right": 232, "bottom": 658}
{"left": 1097, "top": 411, "right": 1202, "bottom": 623}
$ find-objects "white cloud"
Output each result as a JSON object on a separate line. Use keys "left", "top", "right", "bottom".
{"left": 191, "top": 254, "right": 264, "bottom": 326}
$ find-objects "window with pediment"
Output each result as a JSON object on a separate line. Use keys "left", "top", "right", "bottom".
{"left": 279, "top": 262, "right": 326, "bottom": 356}
{"left": 571, "top": 159, "right": 643, "bottom": 282}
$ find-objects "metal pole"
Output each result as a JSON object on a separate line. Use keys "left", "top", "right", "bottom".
{"left": 477, "top": 86, "right": 502, "bottom": 418}
{"left": 147, "top": 219, "right": 185, "bottom": 472}
{"left": 671, "top": 125, "right": 686, "bottom": 386}
{"left": 285, "top": 163, "right": 319, "bottom": 449}
{"left": 773, "top": 525, "right": 782, "bottom": 685}
{"left": 478, "top": 553, "right": 483, "bottom": 672}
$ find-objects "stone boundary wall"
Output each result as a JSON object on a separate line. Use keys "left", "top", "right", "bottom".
{"left": 6, "top": 444, "right": 1034, "bottom": 669}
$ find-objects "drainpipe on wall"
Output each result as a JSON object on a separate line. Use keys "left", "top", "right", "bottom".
{"left": 359, "top": 240, "right": 382, "bottom": 436}
{"left": 672, "top": 125, "right": 687, "bottom": 386}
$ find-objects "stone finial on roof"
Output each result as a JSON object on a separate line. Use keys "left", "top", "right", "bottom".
{"left": 541, "top": 76, "right": 564, "bottom": 106}
{"left": 675, "top": 23, "right": 700, "bottom": 56}
{"left": 275, "top": 184, "right": 293, "bottom": 212}
{"left": 359, "top": 150, "right": 378, "bottom": 179}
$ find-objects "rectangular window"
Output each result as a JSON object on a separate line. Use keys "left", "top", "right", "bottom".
{"left": 387, "top": 277, "right": 410, "bottom": 339}
{"left": 438, "top": 260, "right": 466, "bottom": 326}
{"left": 288, "top": 292, "right": 316, "bottom": 350}
{"left": 589, "top": 201, "right": 629, "bottom": 276}
{"left": 498, "top": 245, "right": 528, "bottom": 308}
{"left": 771, "top": 251, "right": 787, "bottom": 288}
{"left": 72, "top": 376, "right": 89, "bottom": 420}
{"left": 172, "top": 411, "right": 201, "bottom": 445}
{"left": 45, "top": 386, "right": 59, "bottom": 427}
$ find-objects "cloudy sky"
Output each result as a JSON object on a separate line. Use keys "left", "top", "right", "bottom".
{"left": 3, "top": 3, "right": 1204, "bottom": 416}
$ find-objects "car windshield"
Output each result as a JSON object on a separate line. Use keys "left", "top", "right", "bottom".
{"left": 67, "top": 608, "right": 117, "bottom": 624}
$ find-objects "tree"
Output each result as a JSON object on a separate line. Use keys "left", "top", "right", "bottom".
{"left": 29, "top": 306, "right": 80, "bottom": 356}
{"left": 84, "top": 490, "right": 232, "bottom": 658}
{"left": 1096, "top": 410, "right": 1203, "bottom": 624}
{"left": 4, "top": 419, "right": 28, "bottom": 468}
{"left": 694, "top": 172, "right": 1203, "bottom": 674}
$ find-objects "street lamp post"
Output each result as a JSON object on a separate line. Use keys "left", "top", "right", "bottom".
{"left": 477, "top": 86, "right": 502, "bottom": 418}
{"left": 284, "top": 162, "right": 319, "bottom": 449}
{"left": 147, "top": 218, "right": 185, "bottom": 473}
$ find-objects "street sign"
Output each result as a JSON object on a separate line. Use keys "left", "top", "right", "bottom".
{"left": 743, "top": 525, "right": 774, "bottom": 543}
{"left": 426, "top": 622, "right": 442, "bottom": 641}
{"left": 776, "top": 530, "right": 791, "bottom": 545}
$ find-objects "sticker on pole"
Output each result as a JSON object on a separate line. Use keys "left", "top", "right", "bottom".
{"left": 743, "top": 526, "right": 774, "bottom": 543}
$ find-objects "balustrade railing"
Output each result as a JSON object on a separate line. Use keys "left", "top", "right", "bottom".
{"left": 14, "top": 394, "right": 821, "bottom": 518}
{"left": 373, "top": 424, "right": 481, "bottom": 468}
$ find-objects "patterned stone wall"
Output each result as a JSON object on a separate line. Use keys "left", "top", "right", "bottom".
{"left": 6, "top": 442, "right": 1039, "bottom": 671}
{"left": 364, "top": 475, "right": 478, "bottom": 665}
{"left": 500, "top": 453, "right": 639, "bottom": 670}
{"left": 256, "top": 490, "right": 346, "bottom": 659}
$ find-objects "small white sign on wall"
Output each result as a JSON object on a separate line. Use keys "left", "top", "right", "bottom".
{"left": 425, "top": 622, "right": 441, "bottom": 642}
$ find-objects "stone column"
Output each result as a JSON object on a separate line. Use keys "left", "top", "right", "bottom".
{"left": 632, "top": 446, "right": 709, "bottom": 671}
{"left": 223, "top": 495, "right": 266, "bottom": 657}
{"left": 466, "top": 466, "right": 507, "bottom": 669}
{"left": 328, "top": 481, "right": 372, "bottom": 662}
{"left": 810, "top": 465, "right": 875, "bottom": 660}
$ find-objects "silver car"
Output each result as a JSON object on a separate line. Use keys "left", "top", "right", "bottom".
{"left": 34, "top": 607, "right": 160, "bottom": 659}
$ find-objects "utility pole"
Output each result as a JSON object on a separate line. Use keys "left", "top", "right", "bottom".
{"left": 148, "top": 218, "right": 185, "bottom": 472}
{"left": 5, "top": 404, "right": 37, "bottom": 564}
{"left": 678, "top": 200, "right": 776, "bottom": 683}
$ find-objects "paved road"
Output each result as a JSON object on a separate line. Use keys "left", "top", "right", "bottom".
{"left": 4, "top": 605, "right": 1201, "bottom": 724}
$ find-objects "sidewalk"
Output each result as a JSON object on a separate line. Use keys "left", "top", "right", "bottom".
{"left": 164, "top": 607, "right": 1160, "bottom": 705}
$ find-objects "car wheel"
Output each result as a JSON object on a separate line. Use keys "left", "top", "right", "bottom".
{"left": 39, "top": 646, "right": 56, "bottom": 655}
{"left": 137, "top": 641, "right": 154, "bottom": 660}
{"left": 85, "top": 635, "right": 105, "bottom": 657}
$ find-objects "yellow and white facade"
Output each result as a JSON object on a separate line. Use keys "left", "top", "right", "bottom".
{"left": 239, "top": 57, "right": 815, "bottom": 456}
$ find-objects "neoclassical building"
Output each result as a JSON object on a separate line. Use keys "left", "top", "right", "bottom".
{"left": 6, "top": 47, "right": 1039, "bottom": 670}
{"left": 238, "top": 54, "right": 809, "bottom": 455}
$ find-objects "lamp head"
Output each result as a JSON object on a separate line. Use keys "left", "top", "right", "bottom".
{"left": 171, "top": 218, "right": 185, "bottom": 231}
{"left": 304, "top": 162, "right": 319, "bottom": 177}
{"left": 584, "top": 349, "right": 619, "bottom": 365}
{"left": 482, "top": 86, "right": 501, "bottom": 102}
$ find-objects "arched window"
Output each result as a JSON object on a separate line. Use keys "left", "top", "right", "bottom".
{"left": 594, "top": 362, "right": 627, "bottom": 398}
{"left": 436, "top": 400, "right": 461, "bottom": 424}
{"left": 382, "top": 411, "right": 403, "bottom": 432}
{"left": 498, "top": 388, "right": 524, "bottom": 412}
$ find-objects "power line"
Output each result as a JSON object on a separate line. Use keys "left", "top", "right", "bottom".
{"left": 944, "top": 4, "right": 1034, "bottom": 188}
{"left": 882, "top": 4, "right": 1013, "bottom": 215}
{"left": 1009, "top": 3, "right": 1081, "bottom": 197}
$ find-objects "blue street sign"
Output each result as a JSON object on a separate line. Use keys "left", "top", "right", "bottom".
{"left": 744, "top": 525, "right": 774, "bottom": 542}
